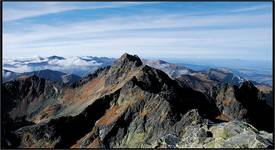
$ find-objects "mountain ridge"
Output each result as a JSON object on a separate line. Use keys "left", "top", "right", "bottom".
{"left": 1, "top": 53, "right": 273, "bottom": 148}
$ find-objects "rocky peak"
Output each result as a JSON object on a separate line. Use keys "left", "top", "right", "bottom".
{"left": 104, "top": 53, "right": 143, "bottom": 85}
{"left": 114, "top": 53, "right": 142, "bottom": 68}
{"left": 239, "top": 80, "right": 257, "bottom": 91}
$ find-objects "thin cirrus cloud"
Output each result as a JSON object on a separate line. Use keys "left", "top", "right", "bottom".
{"left": 229, "top": 5, "right": 272, "bottom": 13}
{"left": 3, "top": 2, "right": 272, "bottom": 61}
{"left": 3, "top": 2, "right": 143, "bottom": 22}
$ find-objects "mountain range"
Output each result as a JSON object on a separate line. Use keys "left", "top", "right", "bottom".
{"left": 1, "top": 53, "right": 273, "bottom": 148}
{"left": 3, "top": 69, "right": 80, "bottom": 85}
{"left": 3, "top": 55, "right": 114, "bottom": 77}
{"left": 3, "top": 55, "right": 271, "bottom": 86}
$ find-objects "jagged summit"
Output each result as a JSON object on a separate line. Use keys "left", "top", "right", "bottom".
{"left": 48, "top": 55, "right": 65, "bottom": 60}
{"left": 114, "top": 53, "right": 143, "bottom": 67}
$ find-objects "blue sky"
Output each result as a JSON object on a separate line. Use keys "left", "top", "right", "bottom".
{"left": 3, "top": 2, "right": 272, "bottom": 61}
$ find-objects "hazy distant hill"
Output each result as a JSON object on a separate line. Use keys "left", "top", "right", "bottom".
{"left": 2, "top": 69, "right": 18, "bottom": 83}
{"left": 3, "top": 69, "right": 80, "bottom": 85}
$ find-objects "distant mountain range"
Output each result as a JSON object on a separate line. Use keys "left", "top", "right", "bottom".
{"left": 142, "top": 59, "right": 196, "bottom": 78}
{"left": 3, "top": 55, "right": 114, "bottom": 77}
{"left": 3, "top": 69, "right": 80, "bottom": 85}
{"left": 176, "top": 62, "right": 272, "bottom": 86}
{"left": 143, "top": 60, "right": 251, "bottom": 87}
{"left": 2, "top": 58, "right": 257, "bottom": 88}
{"left": 3, "top": 55, "right": 271, "bottom": 86}
{"left": 2, "top": 53, "right": 273, "bottom": 148}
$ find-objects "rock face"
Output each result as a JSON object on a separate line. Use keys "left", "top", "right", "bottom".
{"left": 2, "top": 75, "right": 62, "bottom": 120}
{"left": 213, "top": 82, "right": 273, "bottom": 132}
{"left": 1, "top": 53, "right": 273, "bottom": 148}
{"left": 2, "top": 75, "right": 62, "bottom": 148}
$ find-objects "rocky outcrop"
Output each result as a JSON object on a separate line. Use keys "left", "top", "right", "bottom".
{"left": 175, "top": 121, "right": 273, "bottom": 148}
{"left": 150, "top": 115, "right": 273, "bottom": 148}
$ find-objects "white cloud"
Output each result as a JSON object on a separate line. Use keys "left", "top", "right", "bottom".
{"left": 3, "top": 56, "right": 104, "bottom": 75}
{"left": 48, "top": 56, "right": 102, "bottom": 67}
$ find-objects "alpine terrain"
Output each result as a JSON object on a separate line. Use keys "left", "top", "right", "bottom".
{"left": 1, "top": 53, "right": 273, "bottom": 148}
